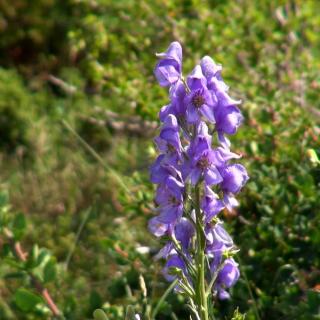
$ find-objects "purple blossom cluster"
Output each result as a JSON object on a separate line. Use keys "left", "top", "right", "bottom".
{"left": 149, "top": 42, "right": 248, "bottom": 300}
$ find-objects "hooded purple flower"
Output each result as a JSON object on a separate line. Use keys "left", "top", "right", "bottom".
{"left": 159, "top": 80, "right": 187, "bottom": 121}
{"left": 200, "top": 56, "right": 243, "bottom": 145}
{"left": 175, "top": 217, "right": 195, "bottom": 250}
{"left": 155, "top": 114, "right": 182, "bottom": 164}
{"left": 215, "top": 106, "right": 243, "bottom": 136}
{"left": 154, "top": 42, "right": 182, "bottom": 87}
{"left": 200, "top": 56, "right": 222, "bottom": 80}
{"left": 148, "top": 216, "right": 170, "bottom": 237}
{"left": 206, "top": 223, "right": 234, "bottom": 248}
{"left": 220, "top": 164, "right": 249, "bottom": 194}
{"left": 213, "top": 83, "right": 241, "bottom": 110}
{"left": 163, "top": 254, "right": 187, "bottom": 282}
{"left": 206, "top": 223, "right": 234, "bottom": 269}
{"left": 155, "top": 176, "right": 184, "bottom": 224}
{"left": 185, "top": 125, "right": 223, "bottom": 186}
{"left": 215, "top": 105, "right": 243, "bottom": 148}
{"left": 201, "top": 187, "right": 224, "bottom": 222}
{"left": 185, "top": 66, "right": 216, "bottom": 124}
{"left": 150, "top": 155, "right": 183, "bottom": 184}
{"left": 216, "top": 258, "right": 240, "bottom": 300}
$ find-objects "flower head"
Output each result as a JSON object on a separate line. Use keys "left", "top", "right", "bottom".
{"left": 150, "top": 42, "right": 248, "bottom": 306}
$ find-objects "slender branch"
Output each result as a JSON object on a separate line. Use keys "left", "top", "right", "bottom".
{"left": 3, "top": 228, "right": 61, "bottom": 317}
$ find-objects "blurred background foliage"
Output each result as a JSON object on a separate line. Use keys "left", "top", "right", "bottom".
{"left": 0, "top": 0, "right": 319, "bottom": 319}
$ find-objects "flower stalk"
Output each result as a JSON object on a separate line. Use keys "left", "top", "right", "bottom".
{"left": 195, "top": 184, "right": 208, "bottom": 320}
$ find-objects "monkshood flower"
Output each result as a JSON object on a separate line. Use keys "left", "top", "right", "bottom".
{"left": 201, "top": 187, "right": 224, "bottom": 223}
{"left": 149, "top": 41, "right": 248, "bottom": 320}
{"left": 154, "top": 42, "right": 182, "bottom": 87}
{"left": 185, "top": 66, "right": 216, "bottom": 124}
{"left": 220, "top": 164, "right": 249, "bottom": 194}
{"left": 215, "top": 258, "right": 240, "bottom": 300}
{"left": 150, "top": 155, "right": 182, "bottom": 184}
{"left": 154, "top": 177, "right": 184, "bottom": 224}
{"left": 220, "top": 163, "right": 249, "bottom": 211}
{"left": 206, "top": 223, "right": 234, "bottom": 266}
{"left": 154, "top": 114, "right": 182, "bottom": 164}
{"left": 159, "top": 80, "right": 187, "bottom": 121}
{"left": 175, "top": 217, "right": 195, "bottom": 251}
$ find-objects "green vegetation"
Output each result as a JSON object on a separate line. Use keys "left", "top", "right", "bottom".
{"left": 0, "top": 0, "right": 319, "bottom": 319}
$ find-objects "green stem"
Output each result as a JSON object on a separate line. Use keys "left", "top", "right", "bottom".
{"left": 151, "top": 279, "right": 178, "bottom": 319}
{"left": 195, "top": 184, "right": 209, "bottom": 320}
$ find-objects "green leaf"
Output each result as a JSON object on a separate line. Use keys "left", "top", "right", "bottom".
{"left": 43, "top": 259, "right": 57, "bottom": 283}
{"left": 14, "top": 288, "right": 42, "bottom": 312}
{"left": 93, "top": 309, "right": 108, "bottom": 320}
{"left": 26, "top": 245, "right": 39, "bottom": 269}
{"left": 12, "top": 213, "right": 27, "bottom": 240}
{"left": 36, "top": 249, "right": 50, "bottom": 267}
{"left": 89, "top": 290, "right": 102, "bottom": 313}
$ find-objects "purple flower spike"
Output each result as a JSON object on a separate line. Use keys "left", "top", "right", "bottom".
{"left": 154, "top": 42, "right": 182, "bottom": 87}
{"left": 150, "top": 42, "right": 248, "bottom": 306}
{"left": 220, "top": 164, "right": 249, "bottom": 194}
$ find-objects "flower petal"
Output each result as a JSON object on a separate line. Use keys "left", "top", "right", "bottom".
{"left": 200, "top": 104, "right": 216, "bottom": 123}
